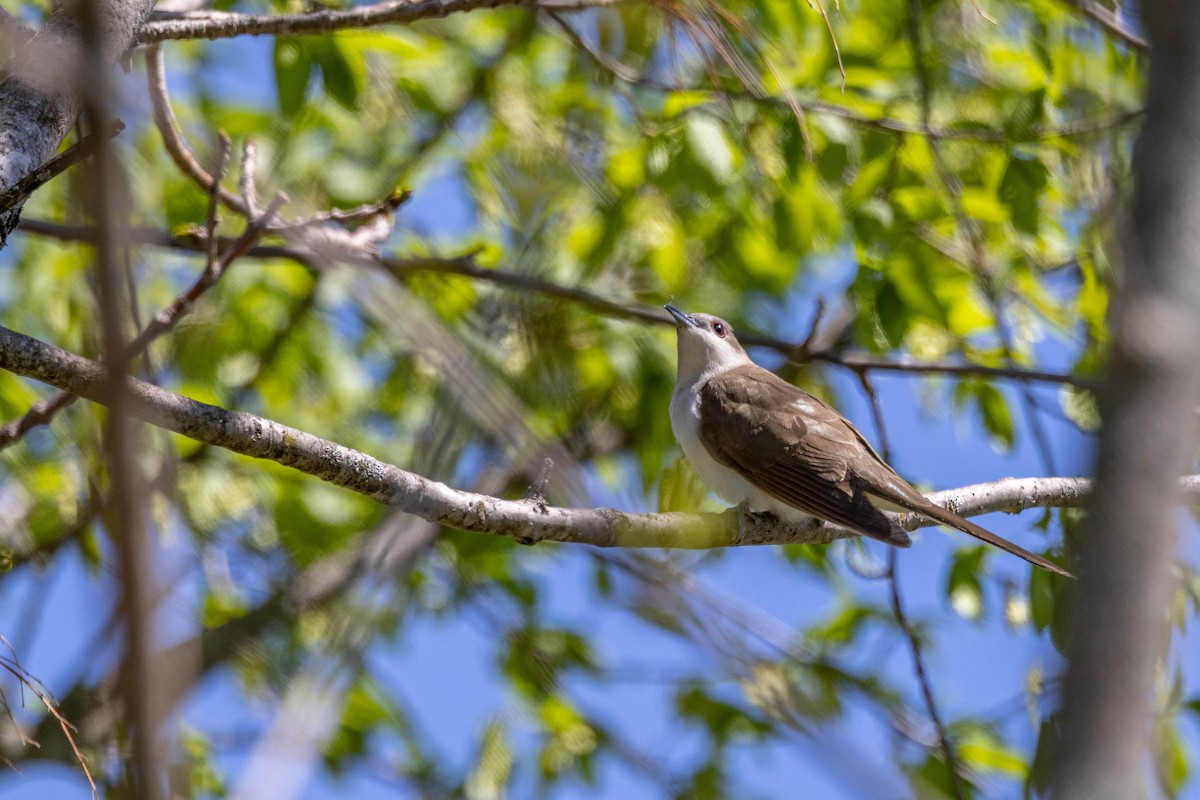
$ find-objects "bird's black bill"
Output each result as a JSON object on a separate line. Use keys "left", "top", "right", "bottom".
{"left": 665, "top": 304, "right": 700, "bottom": 328}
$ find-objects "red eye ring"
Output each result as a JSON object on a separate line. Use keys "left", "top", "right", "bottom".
{"left": 712, "top": 321, "right": 726, "bottom": 337}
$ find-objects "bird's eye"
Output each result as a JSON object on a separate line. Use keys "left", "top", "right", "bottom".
{"left": 711, "top": 321, "right": 726, "bottom": 338}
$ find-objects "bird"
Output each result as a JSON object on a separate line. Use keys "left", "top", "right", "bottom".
{"left": 664, "top": 304, "right": 1071, "bottom": 577}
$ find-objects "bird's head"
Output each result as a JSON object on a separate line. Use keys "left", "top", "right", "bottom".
{"left": 665, "top": 304, "right": 749, "bottom": 384}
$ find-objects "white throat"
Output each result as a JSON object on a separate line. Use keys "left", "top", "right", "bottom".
{"left": 667, "top": 332, "right": 810, "bottom": 522}
{"left": 672, "top": 332, "right": 749, "bottom": 389}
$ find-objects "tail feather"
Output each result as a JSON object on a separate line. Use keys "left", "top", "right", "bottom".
{"left": 915, "top": 500, "right": 1073, "bottom": 578}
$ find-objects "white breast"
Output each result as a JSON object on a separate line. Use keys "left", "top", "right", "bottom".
{"left": 669, "top": 377, "right": 813, "bottom": 523}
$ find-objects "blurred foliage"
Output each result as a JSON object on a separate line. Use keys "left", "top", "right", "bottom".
{"left": 1, "top": 0, "right": 1194, "bottom": 798}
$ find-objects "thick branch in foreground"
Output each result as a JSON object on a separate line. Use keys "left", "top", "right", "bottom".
{"left": 1, "top": 324, "right": 1181, "bottom": 552}
{"left": 1050, "top": 5, "right": 1200, "bottom": 799}
{"left": 0, "top": 0, "right": 155, "bottom": 244}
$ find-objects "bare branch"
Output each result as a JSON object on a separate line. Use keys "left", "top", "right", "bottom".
{"left": 0, "top": 645, "right": 97, "bottom": 799}
{"left": 806, "top": 349, "right": 1094, "bottom": 389}
{"left": 1058, "top": 0, "right": 1148, "bottom": 52}
{"left": 203, "top": 134, "right": 232, "bottom": 273}
{"left": 146, "top": 45, "right": 412, "bottom": 232}
{"left": 889, "top": 552, "right": 966, "bottom": 799}
{"left": 15, "top": 217, "right": 1097, "bottom": 391}
{"left": 0, "top": 0, "right": 155, "bottom": 244}
{"left": 238, "top": 138, "right": 259, "bottom": 216}
{"left": 0, "top": 200, "right": 284, "bottom": 451}
{"left": 0, "top": 323, "right": 1172, "bottom": 552}
{"left": 145, "top": 43, "right": 246, "bottom": 216}
{"left": 138, "top": 0, "right": 634, "bottom": 44}
{"left": 0, "top": 119, "right": 124, "bottom": 214}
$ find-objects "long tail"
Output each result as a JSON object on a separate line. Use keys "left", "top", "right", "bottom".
{"left": 915, "top": 500, "right": 1073, "bottom": 578}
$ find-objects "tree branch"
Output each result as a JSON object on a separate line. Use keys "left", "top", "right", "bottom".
{"left": 888, "top": 551, "right": 965, "bottom": 800}
{"left": 137, "top": 0, "right": 633, "bottom": 44}
{"left": 0, "top": 0, "right": 155, "bottom": 245}
{"left": 0, "top": 119, "right": 124, "bottom": 215}
{"left": 0, "top": 323, "right": 1184, "bottom": 551}
{"left": 145, "top": 43, "right": 411, "bottom": 233}
{"left": 1058, "top": 0, "right": 1149, "bottom": 52}
{"left": 0, "top": 200, "right": 284, "bottom": 451}
{"left": 1050, "top": 4, "right": 1200, "bottom": 797}
{"left": 15, "top": 218, "right": 1096, "bottom": 390}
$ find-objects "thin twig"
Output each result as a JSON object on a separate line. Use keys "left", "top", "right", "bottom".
{"left": 0, "top": 646, "right": 97, "bottom": 799}
{"left": 855, "top": 370, "right": 891, "bottom": 462}
{"left": 145, "top": 44, "right": 246, "bottom": 215}
{"left": 888, "top": 552, "right": 967, "bottom": 800}
{"left": 1058, "top": 0, "right": 1148, "bottom": 51}
{"left": 126, "top": 194, "right": 288, "bottom": 354}
{"left": 0, "top": 120, "right": 125, "bottom": 214}
{"left": 146, "top": 45, "right": 411, "bottom": 233}
{"left": 204, "top": 134, "right": 232, "bottom": 274}
{"left": 238, "top": 138, "right": 259, "bottom": 216}
{"left": 15, "top": 217, "right": 1097, "bottom": 391}
{"left": 0, "top": 200, "right": 285, "bottom": 451}
{"left": 278, "top": 189, "right": 411, "bottom": 232}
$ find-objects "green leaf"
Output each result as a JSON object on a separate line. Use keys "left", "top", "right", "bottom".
{"left": 808, "top": 605, "right": 883, "bottom": 648}
{"left": 875, "top": 278, "right": 909, "bottom": 347}
{"left": 946, "top": 546, "right": 987, "bottom": 622}
{"left": 965, "top": 382, "right": 1015, "bottom": 449}
{"left": 1154, "top": 718, "right": 1190, "bottom": 797}
{"left": 959, "top": 730, "right": 1027, "bottom": 777}
{"left": 466, "top": 721, "right": 513, "bottom": 800}
{"left": 846, "top": 150, "right": 893, "bottom": 207}
{"left": 503, "top": 629, "right": 597, "bottom": 697}
{"left": 315, "top": 37, "right": 361, "bottom": 111}
{"left": 1060, "top": 385, "right": 1100, "bottom": 431}
{"left": 912, "top": 752, "right": 974, "bottom": 799}
{"left": 1028, "top": 560, "right": 1056, "bottom": 633}
{"left": 1185, "top": 698, "right": 1200, "bottom": 718}
{"left": 1004, "top": 88, "right": 1046, "bottom": 137}
{"left": 325, "top": 679, "right": 393, "bottom": 770}
{"left": 1029, "top": 561, "right": 1074, "bottom": 652}
{"left": 273, "top": 39, "right": 313, "bottom": 117}
{"left": 998, "top": 153, "right": 1048, "bottom": 235}
{"left": 537, "top": 696, "right": 598, "bottom": 780}
{"left": 686, "top": 114, "right": 734, "bottom": 181}
{"left": 1003, "top": 583, "right": 1031, "bottom": 630}
{"left": 679, "top": 762, "right": 725, "bottom": 800}
{"left": 161, "top": 176, "right": 209, "bottom": 231}
{"left": 677, "top": 685, "right": 770, "bottom": 743}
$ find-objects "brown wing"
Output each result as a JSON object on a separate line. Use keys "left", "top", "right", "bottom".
{"left": 698, "top": 365, "right": 1072, "bottom": 576}
{"left": 697, "top": 365, "right": 911, "bottom": 547}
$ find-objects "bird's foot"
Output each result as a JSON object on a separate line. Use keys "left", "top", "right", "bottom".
{"left": 733, "top": 501, "right": 753, "bottom": 544}
{"left": 729, "top": 501, "right": 748, "bottom": 544}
